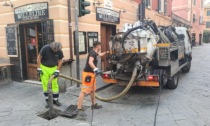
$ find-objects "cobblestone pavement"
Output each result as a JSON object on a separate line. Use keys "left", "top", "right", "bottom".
{"left": 0, "top": 44, "right": 210, "bottom": 126}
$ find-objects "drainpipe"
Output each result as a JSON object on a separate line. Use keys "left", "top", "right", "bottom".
{"left": 67, "top": 0, "right": 73, "bottom": 85}
{"left": 67, "top": 0, "right": 73, "bottom": 59}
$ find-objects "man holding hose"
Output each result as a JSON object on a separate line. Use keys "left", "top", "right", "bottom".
{"left": 77, "top": 41, "right": 109, "bottom": 117}
{"left": 37, "top": 42, "right": 64, "bottom": 107}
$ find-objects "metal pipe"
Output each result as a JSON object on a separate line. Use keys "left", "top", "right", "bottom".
{"left": 67, "top": 0, "right": 73, "bottom": 59}
{"left": 74, "top": 0, "right": 80, "bottom": 87}
{"left": 67, "top": 0, "right": 73, "bottom": 86}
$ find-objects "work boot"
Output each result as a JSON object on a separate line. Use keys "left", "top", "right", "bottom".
{"left": 53, "top": 100, "right": 61, "bottom": 106}
{"left": 76, "top": 109, "right": 87, "bottom": 117}
{"left": 91, "top": 103, "right": 102, "bottom": 109}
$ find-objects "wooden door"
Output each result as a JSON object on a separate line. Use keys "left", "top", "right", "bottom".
{"left": 24, "top": 24, "right": 38, "bottom": 80}
{"left": 101, "top": 24, "right": 116, "bottom": 71}
{"left": 199, "top": 34, "right": 202, "bottom": 45}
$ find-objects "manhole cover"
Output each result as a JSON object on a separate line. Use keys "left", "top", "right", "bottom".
{"left": 59, "top": 105, "right": 90, "bottom": 118}
{"left": 38, "top": 108, "right": 60, "bottom": 120}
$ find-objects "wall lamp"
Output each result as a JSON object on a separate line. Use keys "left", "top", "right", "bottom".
{"left": 3, "top": 0, "right": 13, "bottom": 8}
{"left": 93, "top": 0, "right": 103, "bottom": 6}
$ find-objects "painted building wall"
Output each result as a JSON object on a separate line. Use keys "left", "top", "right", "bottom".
{"left": 172, "top": 0, "right": 204, "bottom": 44}
{"left": 204, "top": 5, "right": 210, "bottom": 30}
{"left": 136, "top": 0, "right": 172, "bottom": 26}
{"left": 203, "top": 5, "right": 210, "bottom": 43}
{"left": 0, "top": 0, "right": 71, "bottom": 59}
{"left": 191, "top": 0, "right": 205, "bottom": 44}
{"left": 172, "top": 0, "right": 190, "bottom": 21}
{"left": 0, "top": 0, "right": 140, "bottom": 83}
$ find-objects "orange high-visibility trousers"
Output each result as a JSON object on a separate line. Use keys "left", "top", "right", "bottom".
{"left": 81, "top": 71, "right": 96, "bottom": 94}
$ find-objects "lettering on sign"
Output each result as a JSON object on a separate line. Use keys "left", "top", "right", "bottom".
{"left": 96, "top": 7, "right": 120, "bottom": 24}
{"left": 14, "top": 2, "right": 49, "bottom": 22}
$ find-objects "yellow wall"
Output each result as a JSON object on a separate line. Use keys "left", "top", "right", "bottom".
{"left": 0, "top": 0, "right": 171, "bottom": 59}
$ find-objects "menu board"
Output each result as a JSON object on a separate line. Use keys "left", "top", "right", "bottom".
{"left": 74, "top": 31, "right": 87, "bottom": 54}
{"left": 6, "top": 26, "right": 18, "bottom": 57}
{"left": 87, "top": 32, "right": 98, "bottom": 52}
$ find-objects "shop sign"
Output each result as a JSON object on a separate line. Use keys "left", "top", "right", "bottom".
{"left": 6, "top": 26, "right": 18, "bottom": 57}
{"left": 104, "top": 0, "right": 113, "bottom": 9}
{"left": 14, "top": 2, "right": 49, "bottom": 22}
{"left": 96, "top": 7, "right": 120, "bottom": 24}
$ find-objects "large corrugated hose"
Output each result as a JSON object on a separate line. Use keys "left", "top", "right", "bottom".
{"left": 95, "top": 67, "right": 138, "bottom": 102}
{"left": 47, "top": 67, "right": 138, "bottom": 102}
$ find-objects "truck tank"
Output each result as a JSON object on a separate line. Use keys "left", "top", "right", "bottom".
{"left": 109, "top": 21, "right": 160, "bottom": 66}
{"left": 109, "top": 21, "right": 181, "bottom": 75}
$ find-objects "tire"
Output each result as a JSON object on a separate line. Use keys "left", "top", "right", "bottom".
{"left": 167, "top": 73, "right": 179, "bottom": 89}
{"left": 182, "top": 60, "right": 191, "bottom": 73}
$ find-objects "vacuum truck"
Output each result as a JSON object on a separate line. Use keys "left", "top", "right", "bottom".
{"left": 98, "top": 20, "right": 192, "bottom": 101}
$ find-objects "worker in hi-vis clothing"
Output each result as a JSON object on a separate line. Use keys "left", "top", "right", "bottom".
{"left": 77, "top": 41, "right": 109, "bottom": 117}
{"left": 37, "top": 42, "right": 64, "bottom": 107}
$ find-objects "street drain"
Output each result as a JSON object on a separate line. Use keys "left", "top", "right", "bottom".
{"left": 38, "top": 108, "right": 61, "bottom": 120}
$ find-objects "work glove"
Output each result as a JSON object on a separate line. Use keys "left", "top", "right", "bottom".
{"left": 53, "top": 70, "right": 60, "bottom": 78}
{"left": 94, "top": 68, "right": 102, "bottom": 76}
{"left": 37, "top": 68, "right": 43, "bottom": 77}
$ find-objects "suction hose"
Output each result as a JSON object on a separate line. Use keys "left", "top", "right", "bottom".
{"left": 95, "top": 66, "right": 138, "bottom": 102}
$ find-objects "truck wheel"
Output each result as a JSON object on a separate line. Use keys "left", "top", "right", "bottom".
{"left": 182, "top": 56, "right": 191, "bottom": 73}
{"left": 182, "top": 60, "right": 191, "bottom": 73}
{"left": 167, "top": 73, "right": 179, "bottom": 89}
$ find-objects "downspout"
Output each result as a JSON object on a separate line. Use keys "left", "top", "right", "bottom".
{"left": 67, "top": 0, "right": 73, "bottom": 85}
{"left": 67, "top": 0, "right": 73, "bottom": 59}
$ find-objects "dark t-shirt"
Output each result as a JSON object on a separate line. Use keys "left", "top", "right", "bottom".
{"left": 40, "top": 45, "right": 64, "bottom": 67}
{"left": 84, "top": 50, "right": 98, "bottom": 72}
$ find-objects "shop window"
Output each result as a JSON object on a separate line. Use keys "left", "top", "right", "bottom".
{"left": 41, "top": 20, "right": 54, "bottom": 51}
{"left": 206, "top": 22, "right": 210, "bottom": 28}
{"left": 207, "top": 10, "right": 210, "bottom": 16}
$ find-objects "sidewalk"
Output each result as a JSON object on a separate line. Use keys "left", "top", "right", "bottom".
{"left": 0, "top": 81, "right": 100, "bottom": 126}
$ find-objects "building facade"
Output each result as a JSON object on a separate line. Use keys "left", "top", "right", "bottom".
{"left": 172, "top": 0, "right": 205, "bottom": 45}
{"left": 137, "top": 0, "right": 172, "bottom": 26}
{"left": 203, "top": 3, "right": 210, "bottom": 43}
{"left": 0, "top": 0, "right": 172, "bottom": 85}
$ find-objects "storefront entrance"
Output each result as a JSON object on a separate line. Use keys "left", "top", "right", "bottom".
{"left": 19, "top": 20, "right": 54, "bottom": 80}
{"left": 24, "top": 23, "right": 40, "bottom": 80}
{"left": 101, "top": 24, "right": 116, "bottom": 71}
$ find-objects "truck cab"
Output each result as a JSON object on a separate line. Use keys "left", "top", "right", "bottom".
{"left": 175, "top": 27, "right": 192, "bottom": 56}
